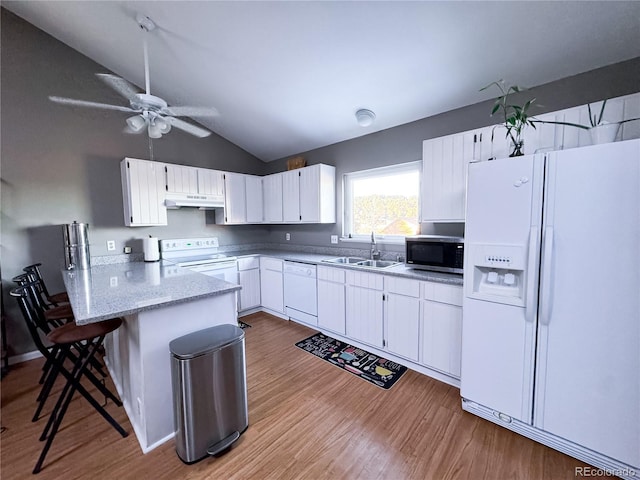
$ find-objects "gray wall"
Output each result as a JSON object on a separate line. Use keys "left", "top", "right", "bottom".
{"left": 263, "top": 57, "right": 640, "bottom": 246}
{"left": 0, "top": 9, "right": 269, "bottom": 355}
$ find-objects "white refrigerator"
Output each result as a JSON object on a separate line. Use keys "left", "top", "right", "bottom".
{"left": 461, "top": 139, "right": 639, "bottom": 477}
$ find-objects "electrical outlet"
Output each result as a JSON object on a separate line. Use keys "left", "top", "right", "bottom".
{"left": 286, "top": 233, "right": 291, "bottom": 241}
{"left": 110, "top": 276, "right": 118, "bottom": 287}
{"left": 331, "top": 235, "right": 338, "bottom": 244}
{"left": 107, "top": 240, "right": 116, "bottom": 251}
{"left": 123, "top": 246, "right": 132, "bottom": 254}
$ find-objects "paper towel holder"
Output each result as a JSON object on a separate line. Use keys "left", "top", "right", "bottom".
{"left": 143, "top": 235, "right": 160, "bottom": 262}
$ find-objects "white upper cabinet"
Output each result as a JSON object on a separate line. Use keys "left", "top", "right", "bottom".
{"left": 277, "top": 164, "right": 336, "bottom": 224}
{"left": 421, "top": 133, "right": 474, "bottom": 222}
{"left": 221, "top": 172, "right": 247, "bottom": 224}
{"left": 121, "top": 158, "right": 168, "bottom": 227}
{"left": 300, "top": 164, "right": 336, "bottom": 223}
{"left": 263, "top": 173, "right": 284, "bottom": 222}
{"left": 282, "top": 170, "right": 301, "bottom": 222}
{"left": 165, "top": 164, "right": 198, "bottom": 194}
{"left": 245, "top": 175, "right": 264, "bottom": 223}
{"left": 196, "top": 168, "right": 225, "bottom": 198}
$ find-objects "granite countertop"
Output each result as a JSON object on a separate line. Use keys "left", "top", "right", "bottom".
{"left": 62, "top": 260, "right": 240, "bottom": 325}
{"left": 227, "top": 249, "right": 464, "bottom": 286}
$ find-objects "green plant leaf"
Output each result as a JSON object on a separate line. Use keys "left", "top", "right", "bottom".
{"left": 491, "top": 104, "right": 500, "bottom": 115}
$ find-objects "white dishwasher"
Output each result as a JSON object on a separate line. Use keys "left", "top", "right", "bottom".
{"left": 283, "top": 261, "right": 317, "bottom": 326}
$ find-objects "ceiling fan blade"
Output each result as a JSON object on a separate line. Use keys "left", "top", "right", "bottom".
{"left": 96, "top": 73, "right": 141, "bottom": 101}
{"left": 162, "top": 106, "right": 219, "bottom": 117}
{"left": 49, "top": 96, "right": 136, "bottom": 113}
{"left": 167, "top": 117, "right": 212, "bottom": 138}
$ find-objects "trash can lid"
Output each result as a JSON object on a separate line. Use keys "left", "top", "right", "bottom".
{"left": 169, "top": 324, "right": 244, "bottom": 360}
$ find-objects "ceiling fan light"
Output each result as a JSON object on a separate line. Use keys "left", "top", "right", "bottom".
{"left": 155, "top": 116, "right": 171, "bottom": 134}
{"left": 148, "top": 123, "right": 162, "bottom": 139}
{"left": 126, "top": 114, "right": 146, "bottom": 132}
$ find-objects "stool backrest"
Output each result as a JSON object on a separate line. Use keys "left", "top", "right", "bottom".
{"left": 13, "top": 270, "right": 51, "bottom": 312}
{"left": 10, "top": 283, "right": 54, "bottom": 357}
{"left": 23, "top": 263, "right": 52, "bottom": 299}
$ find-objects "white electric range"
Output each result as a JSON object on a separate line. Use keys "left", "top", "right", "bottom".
{"left": 160, "top": 237, "right": 238, "bottom": 283}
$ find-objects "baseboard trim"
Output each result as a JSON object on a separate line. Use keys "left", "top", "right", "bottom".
{"left": 8, "top": 350, "right": 43, "bottom": 365}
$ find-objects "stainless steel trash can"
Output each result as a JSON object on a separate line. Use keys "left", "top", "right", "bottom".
{"left": 169, "top": 324, "right": 248, "bottom": 464}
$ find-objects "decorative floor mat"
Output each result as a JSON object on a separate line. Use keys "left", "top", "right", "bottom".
{"left": 295, "top": 333, "right": 407, "bottom": 389}
{"left": 238, "top": 321, "right": 251, "bottom": 329}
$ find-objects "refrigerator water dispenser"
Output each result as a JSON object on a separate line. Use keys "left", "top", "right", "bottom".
{"left": 466, "top": 244, "right": 527, "bottom": 307}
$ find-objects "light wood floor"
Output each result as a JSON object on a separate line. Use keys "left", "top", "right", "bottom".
{"left": 1, "top": 312, "right": 601, "bottom": 479}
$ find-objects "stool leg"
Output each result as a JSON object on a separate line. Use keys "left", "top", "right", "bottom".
{"left": 34, "top": 340, "right": 127, "bottom": 473}
{"left": 33, "top": 347, "right": 65, "bottom": 422}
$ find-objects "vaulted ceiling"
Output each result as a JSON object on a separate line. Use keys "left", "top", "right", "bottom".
{"left": 4, "top": 1, "right": 640, "bottom": 161}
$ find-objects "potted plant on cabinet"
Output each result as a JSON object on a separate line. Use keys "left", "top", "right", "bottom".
{"left": 482, "top": 80, "right": 640, "bottom": 155}
{"left": 481, "top": 80, "right": 537, "bottom": 157}
{"left": 582, "top": 99, "right": 640, "bottom": 145}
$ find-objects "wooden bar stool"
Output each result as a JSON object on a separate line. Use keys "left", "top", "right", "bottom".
{"left": 10, "top": 285, "right": 128, "bottom": 474}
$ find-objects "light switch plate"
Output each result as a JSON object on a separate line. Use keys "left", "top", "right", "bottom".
{"left": 286, "top": 233, "right": 291, "bottom": 241}
{"left": 331, "top": 235, "right": 338, "bottom": 244}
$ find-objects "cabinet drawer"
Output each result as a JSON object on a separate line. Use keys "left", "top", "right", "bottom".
{"left": 317, "top": 265, "right": 345, "bottom": 283}
{"left": 237, "top": 256, "right": 260, "bottom": 271}
{"left": 385, "top": 276, "right": 420, "bottom": 297}
{"left": 345, "top": 270, "right": 384, "bottom": 290}
{"left": 422, "top": 282, "right": 463, "bottom": 306}
{"left": 260, "top": 257, "right": 283, "bottom": 272}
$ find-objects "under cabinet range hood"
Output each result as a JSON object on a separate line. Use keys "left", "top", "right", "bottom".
{"left": 165, "top": 193, "right": 224, "bottom": 209}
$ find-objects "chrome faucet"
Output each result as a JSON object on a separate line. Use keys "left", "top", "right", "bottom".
{"left": 370, "top": 231, "right": 380, "bottom": 260}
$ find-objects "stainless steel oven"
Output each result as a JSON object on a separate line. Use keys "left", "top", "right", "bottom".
{"left": 405, "top": 235, "right": 464, "bottom": 274}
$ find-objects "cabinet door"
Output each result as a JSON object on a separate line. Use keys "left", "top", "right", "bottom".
{"left": 282, "top": 170, "right": 300, "bottom": 222}
{"left": 245, "top": 175, "right": 263, "bottom": 223}
{"left": 165, "top": 164, "right": 198, "bottom": 194}
{"left": 121, "top": 158, "right": 168, "bottom": 226}
{"left": 197, "top": 168, "right": 225, "bottom": 197}
{"left": 223, "top": 173, "right": 247, "bottom": 224}
{"left": 384, "top": 286, "right": 420, "bottom": 362}
{"left": 421, "top": 300, "right": 462, "bottom": 377}
{"left": 317, "top": 266, "right": 346, "bottom": 335}
{"left": 346, "top": 285, "right": 384, "bottom": 348}
{"left": 422, "top": 131, "right": 479, "bottom": 222}
{"left": 238, "top": 269, "right": 261, "bottom": 311}
{"left": 299, "top": 165, "right": 320, "bottom": 222}
{"left": 263, "top": 173, "right": 283, "bottom": 222}
{"left": 260, "top": 261, "right": 284, "bottom": 314}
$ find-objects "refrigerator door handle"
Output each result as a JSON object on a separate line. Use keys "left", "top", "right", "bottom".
{"left": 540, "top": 226, "right": 554, "bottom": 325}
{"left": 525, "top": 227, "right": 538, "bottom": 323}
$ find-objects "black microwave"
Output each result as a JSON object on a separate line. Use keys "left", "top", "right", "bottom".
{"left": 405, "top": 235, "right": 464, "bottom": 274}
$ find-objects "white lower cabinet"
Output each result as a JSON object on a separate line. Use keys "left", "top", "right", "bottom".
{"left": 384, "top": 276, "right": 420, "bottom": 362}
{"left": 259, "top": 257, "right": 284, "bottom": 314}
{"left": 317, "top": 266, "right": 346, "bottom": 335}
{"left": 420, "top": 282, "right": 463, "bottom": 378}
{"left": 345, "top": 271, "right": 384, "bottom": 349}
{"left": 237, "top": 256, "right": 261, "bottom": 312}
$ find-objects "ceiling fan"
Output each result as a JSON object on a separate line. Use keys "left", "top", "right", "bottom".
{"left": 49, "top": 14, "right": 217, "bottom": 139}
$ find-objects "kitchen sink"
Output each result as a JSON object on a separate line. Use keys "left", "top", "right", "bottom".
{"left": 322, "top": 257, "right": 367, "bottom": 264}
{"left": 322, "top": 257, "right": 400, "bottom": 269}
{"left": 356, "top": 260, "right": 400, "bottom": 269}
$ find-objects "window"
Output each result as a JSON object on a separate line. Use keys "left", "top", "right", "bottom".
{"left": 343, "top": 161, "right": 421, "bottom": 243}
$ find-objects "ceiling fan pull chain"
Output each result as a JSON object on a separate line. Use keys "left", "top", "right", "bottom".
{"left": 148, "top": 135, "right": 154, "bottom": 161}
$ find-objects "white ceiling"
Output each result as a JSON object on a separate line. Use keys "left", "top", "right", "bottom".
{"left": 4, "top": 1, "right": 640, "bottom": 162}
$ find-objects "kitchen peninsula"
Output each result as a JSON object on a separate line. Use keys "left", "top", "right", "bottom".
{"left": 62, "top": 261, "right": 240, "bottom": 453}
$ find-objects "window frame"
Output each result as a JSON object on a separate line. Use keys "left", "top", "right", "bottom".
{"left": 342, "top": 160, "right": 422, "bottom": 244}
